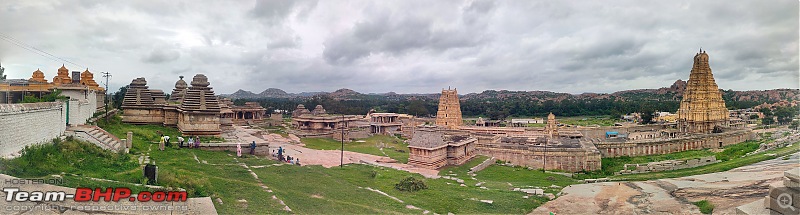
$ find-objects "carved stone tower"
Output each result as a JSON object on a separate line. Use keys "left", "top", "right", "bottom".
{"left": 435, "top": 88, "right": 462, "bottom": 129}
{"left": 545, "top": 112, "right": 559, "bottom": 138}
{"left": 677, "top": 49, "right": 729, "bottom": 133}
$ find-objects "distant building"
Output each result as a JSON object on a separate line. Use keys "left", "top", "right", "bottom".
{"left": 407, "top": 130, "right": 476, "bottom": 169}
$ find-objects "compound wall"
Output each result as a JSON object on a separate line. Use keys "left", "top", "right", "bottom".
{"left": 0, "top": 102, "right": 66, "bottom": 157}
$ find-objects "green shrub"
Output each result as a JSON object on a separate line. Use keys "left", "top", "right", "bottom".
{"left": 394, "top": 176, "right": 428, "bottom": 192}
{"left": 693, "top": 200, "right": 714, "bottom": 214}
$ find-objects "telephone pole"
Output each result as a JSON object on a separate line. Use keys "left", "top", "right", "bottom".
{"left": 341, "top": 114, "right": 345, "bottom": 168}
{"left": 101, "top": 71, "right": 111, "bottom": 123}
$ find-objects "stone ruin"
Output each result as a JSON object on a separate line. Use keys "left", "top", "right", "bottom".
{"left": 619, "top": 156, "right": 719, "bottom": 175}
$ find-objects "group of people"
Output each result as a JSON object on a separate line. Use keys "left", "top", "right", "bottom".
{"left": 274, "top": 146, "right": 300, "bottom": 165}
{"left": 159, "top": 134, "right": 201, "bottom": 151}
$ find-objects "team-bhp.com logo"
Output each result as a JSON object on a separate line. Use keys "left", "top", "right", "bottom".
{"left": 3, "top": 187, "right": 187, "bottom": 202}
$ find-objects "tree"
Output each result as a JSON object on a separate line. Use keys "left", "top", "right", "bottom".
{"left": 773, "top": 106, "right": 797, "bottom": 125}
{"left": 112, "top": 85, "right": 128, "bottom": 109}
{"left": 762, "top": 117, "right": 775, "bottom": 125}
{"left": 790, "top": 121, "right": 799, "bottom": 130}
{"left": 749, "top": 114, "right": 759, "bottom": 120}
{"left": 0, "top": 61, "right": 6, "bottom": 80}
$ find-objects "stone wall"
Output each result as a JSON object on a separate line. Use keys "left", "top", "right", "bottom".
{"left": 577, "top": 124, "right": 668, "bottom": 139}
{"left": 619, "top": 156, "right": 719, "bottom": 174}
{"left": 0, "top": 102, "right": 66, "bottom": 157}
{"left": 594, "top": 130, "right": 755, "bottom": 158}
{"left": 475, "top": 142, "right": 602, "bottom": 172}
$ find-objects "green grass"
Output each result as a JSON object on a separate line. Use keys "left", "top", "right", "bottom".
{"left": 302, "top": 135, "right": 410, "bottom": 163}
{"left": 693, "top": 200, "right": 714, "bottom": 214}
{"left": 252, "top": 163, "right": 551, "bottom": 214}
{"left": 558, "top": 116, "right": 622, "bottom": 127}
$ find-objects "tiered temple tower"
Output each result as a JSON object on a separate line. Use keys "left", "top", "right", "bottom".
{"left": 177, "top": 74, "right": 221, "bottom": 136}
{"left": 121, "top": 77, "right": 164, "bottom": 124}
{"left": 52, "top": 65, "right": 72, "bottom": 85}
{"left": 435, "top": 87, "right": 462, "bottom": 129}
{"left": 677, "top": 49, "right": 729, "bottom": 133}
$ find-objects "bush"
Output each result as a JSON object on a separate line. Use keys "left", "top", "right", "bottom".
{"left": 394, "top": 176, "right": 428, "bottom": 192}
{"left": 693, "top": 200, "right": 714, "bottom": 214}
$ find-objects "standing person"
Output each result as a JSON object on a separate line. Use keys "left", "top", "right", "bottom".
{"left": 164, "top": 135, "right": 170, "bottom": 148}
{"left": 177, "top": 136, "right": 185, "bottom": 148}
{"left": 277, "top": 146, "right": 283, "bottom": 161}
{"left": 236, "top": 143, "right": 242, "bottom": 157}
{"left": 249, "top": 141, "right": 256, "bottom": 155}
{"left": 158, "top": 134, "right": 165, "bottom": 151}
{"left": 187, "top": 137, "right": 194, "bottom": 149}
{"left": 194, "top": 136, "right": 201, "bottom": 149}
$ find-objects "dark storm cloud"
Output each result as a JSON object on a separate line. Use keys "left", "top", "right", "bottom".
{"left": 0, "top": 0, "right": 795, "bottom": 94}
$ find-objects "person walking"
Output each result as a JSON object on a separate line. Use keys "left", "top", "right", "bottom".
{"left": 159, "top": 134, "right": 165, "bottom": 151}
{"left": 249, "top": 141, "right": 256, "bottom": 155}
{"left": 236, "top": 143, "right": 242, "bottom": 157}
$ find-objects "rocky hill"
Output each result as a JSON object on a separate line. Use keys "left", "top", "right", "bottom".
{"left": 222, "top": 80, "right": 798, "bottom": 105}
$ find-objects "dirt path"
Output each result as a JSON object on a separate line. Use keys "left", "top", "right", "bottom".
{"left": 532, "top": 152, "right": 800, "bottom": 215}
{"left": 231, "top": 126, "right": 440, "bottom": 178}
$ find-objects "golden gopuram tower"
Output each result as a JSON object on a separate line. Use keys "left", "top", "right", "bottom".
{"left": 677, "top": 49, "right": 729, "bottom": 133}
{"left": 435, "top": 87, "right": 463, "bottom": 129}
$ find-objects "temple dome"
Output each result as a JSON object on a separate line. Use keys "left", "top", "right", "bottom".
{"left": 29, "top": 69, "right": 47, "bottom": 83}
{"left": 175, "top": 75, "right": 188, "bottom": 89}
{"left": 190, "top": 74, "right": 210, "bottom": 88}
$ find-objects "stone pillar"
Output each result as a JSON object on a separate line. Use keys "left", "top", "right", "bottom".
{"left": 126, "top": 131, "right": 133, "bottom": 149}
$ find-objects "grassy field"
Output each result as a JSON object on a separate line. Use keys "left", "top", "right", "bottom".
{"left": 302, "top": 135, "right": 410, "bottom": 163}
{"left": 558, "top": 116, "right": 622, "bottom": 127}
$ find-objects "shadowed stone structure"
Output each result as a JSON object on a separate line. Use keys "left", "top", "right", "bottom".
{"left": 435, "top": 87, "right": 462, "bottom": 129}
{"left": 177, "top": 74, "right": 221, "bottom": 136}
{"left": 677, "top": 49, "right": 729, "bottom": 133}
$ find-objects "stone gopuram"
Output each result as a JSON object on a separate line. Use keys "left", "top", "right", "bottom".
{"left": 435, "top": 88, "right": 462, "bottom": 129}
{"left": 677, "top": 50, "right": 729, "bottom": 133}
{"left": 177, "top": 74, "right": 221, "bottom": 136}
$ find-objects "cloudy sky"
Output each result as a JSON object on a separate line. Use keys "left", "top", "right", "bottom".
{"left": 0, "top": 0, "right": 797, "bottom": 94}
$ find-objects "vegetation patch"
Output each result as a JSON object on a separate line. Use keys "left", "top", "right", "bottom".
{"left": 395, "top": 176, "right": 428, "bottom": 192}
{"left": 693, "top": 200, "right": 714, "bottom": 214}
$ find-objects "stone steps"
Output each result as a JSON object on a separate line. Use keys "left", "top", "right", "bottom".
{"left": 69, "top": 126, "right": 124, "bottom": 152}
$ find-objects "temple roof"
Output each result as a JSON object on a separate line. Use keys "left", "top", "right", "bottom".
{"left": 29, "top": 69, "right": 47, "bottom": 83}
{"left": 179, "top": 74, "right": 220, "bottom": 113}
{"left": 121, "top": 77, "right": 157, "bottom": 107}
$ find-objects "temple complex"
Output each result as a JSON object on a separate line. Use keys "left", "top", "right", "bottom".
{"left": 291, "top": 104, "right": 360, "bottom": 136}
{"left": 677, "top": 50, "right": 730, "bottom": 133}
{"left": 177, "top": 74, "right": 221, "bottom": 136}
{"left": 121, "top": 74, "right": 228, "bottom": 136}
{"left": 435, "top": 88, "right": 462, "bottom": 129}
{"left": 407, "top": 129, "right": 477, "bottom": 169}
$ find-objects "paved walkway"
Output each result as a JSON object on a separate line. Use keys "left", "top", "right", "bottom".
{"left": 531, "top": 152, "right": 800, "bottom": 214}
{"left": 231, "top": 126, "right": 441, "bottom": 178}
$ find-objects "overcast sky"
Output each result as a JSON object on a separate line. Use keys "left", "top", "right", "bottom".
{"left": 0, "top": 0, "right": 797, "bottom": 94}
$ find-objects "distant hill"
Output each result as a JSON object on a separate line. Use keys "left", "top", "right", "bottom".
{"left": 222, "top": 80, "right": 798, "bottom": 106}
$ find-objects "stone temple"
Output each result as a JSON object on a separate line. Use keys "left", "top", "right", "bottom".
{"left": 435, "top": 88, "right": 462, "bottom": 129}
{"left": 677, "top": 49, "right": 729, "bottom": 133}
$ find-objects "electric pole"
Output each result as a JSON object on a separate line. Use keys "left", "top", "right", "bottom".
{"left": 341, "top": 114, "right": 345, "bottom": 168}
{"left": 101, "top": 71, "right": 111, "bottom": 123}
